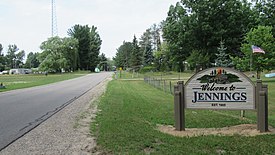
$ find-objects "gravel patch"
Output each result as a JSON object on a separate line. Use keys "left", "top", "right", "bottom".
{"left": 1, "top": 77, "right": 112, "bottom": 155}
{"left": 158, "top": 124, "right": 275, "bottom": 137}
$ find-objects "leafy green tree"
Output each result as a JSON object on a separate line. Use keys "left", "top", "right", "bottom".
{"left": 39, "top": 36, "right": 78, "bottom": 72}
{"left": 6, "top": 45, "right": 25, "bottom": 69}
{"left": 68, "top": 24, "right": 102, "bottom": 71}
{"left": 255, "top": 0, "right": 275, "bottom": 35}
{"left": 62, "top": 37, "right": 79, "bottom": 71}
{"left": 163, "top": 0, "right": 258, "bottom": 71}
{"left": 153, "top": 42, "right": 173, "bottom": 71}
{"left": 163, "top": 2, "right": 192, "bottom": 70}
{"left": 114, "top": 41, "right": 133, "bottom": 69}
{"left": 15, "top": 50, "right": 25, "bottom": 68}
{"left": 25, "top": 52, "right": 40, "bottom": 68}
{"left": 187, "top": 50, "right": 210, "bottom": 73}
{"left": 232, "top": 26, "right": 275, "bottom": 78}
{"left": 215, "top": 40, "right": 232, "bottom": 67}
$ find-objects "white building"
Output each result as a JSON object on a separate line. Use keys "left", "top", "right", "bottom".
{"left": 9, "top": 68, "right": 32, "bottom": 74}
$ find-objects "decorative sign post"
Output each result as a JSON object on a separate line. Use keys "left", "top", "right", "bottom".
{"left": 174, "top": 67, "right": 268, "bottom": 132}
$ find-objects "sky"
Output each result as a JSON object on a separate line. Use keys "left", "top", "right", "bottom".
{"left": 0, "top": 0, "right": 179, "bottom": 59}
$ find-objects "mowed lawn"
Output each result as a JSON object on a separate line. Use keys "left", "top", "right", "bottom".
{"left": 92, "top": 75, "right": 275, "bottom": 154}
{"left": 0, "top": 71, "right": 89, "bottom": 92}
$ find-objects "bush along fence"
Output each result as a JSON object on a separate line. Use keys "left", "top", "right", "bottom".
{"left": 144, "top": 76, "right": 179, "bottom": 95}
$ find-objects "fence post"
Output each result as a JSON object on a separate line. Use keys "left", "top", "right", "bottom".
{"left": 256, "top": 80, "right": 262, "bottom": 130}
{"left": 263, "top": 84, "right": 268, "bottom": 131}
{"left": 163, "top": 80, "right": 166, "bottom": 92}
{"left": 158, "top": 79, "right": 161, "bottom": 89}
{"left": 174, "top": 84, "right": 184, "bottom": 131}
{"left": 256, "top": 80, "right": 268, "bottom": 132}
{"left": 258, "top": 90, "right": 268, "bottom": 132}
{"left": 178, "top": 81, "right": 185, "bottom": 130}
{"left": 170, "top": 81, "right": 172, "bottom": 94}
{"left": 174, "top": 81, "right": 185, "bottom": 131}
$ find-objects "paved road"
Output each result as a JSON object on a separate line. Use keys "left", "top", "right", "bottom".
{"left": 0, "top": 72, "right": 112, "bottom": 151}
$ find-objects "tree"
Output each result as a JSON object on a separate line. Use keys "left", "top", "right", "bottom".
{"left": 232, "top": 26, "right": 275, "bottom": 78}
{"left": 163, "top": 0, "right": 258, "bottom": 71}
{"left": 99, "top": 53, "right": 108, "bottom": 71}
{"left": 6, "top": 44, "right": 25, "bottom": 69}
{"left": 25, "top": 52, "right": 40, "bottom": 68}
{"left": 255, "top": 0, "right": 275, "bottom": 35}
{"left": 139, "top": 29, "right": 154, "bottom": 66}
{"left": 89, "top": 26, "right": 102, "bottom": 71}
{"left": 0, "top": 44, "right": 6, "bottom": 71}
{"left": 153, "top": 42, "right": 173, "bottom": 71}
{"left": 187, "top": 50, "right": 210, "bottom": 72}
{"left": 130, "top": 35, "right": 143, "bottom": 71}
{"left": 68, "top": 24, "right": 102, "bottom": 71}
{"left": 15, "top": 50, "right": 25, "bottom": 68}
{"left": 163, "top": 2, "right": 192, "bottom": 70}
{"left": 215, "top": 40, "right": 232, "bottom": 67}
{"left": 151, "top": 24, "right": 162, "bottom": 51}
{"left": 39, "top": 36, "right": 78, "bottom": 72}
{"left": 114, "top": 41, "right": 133, "bottom": 69}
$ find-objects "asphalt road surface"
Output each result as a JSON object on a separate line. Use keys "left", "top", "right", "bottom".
{"left": 0, "top": 72, "right": 112, "bottom": 151}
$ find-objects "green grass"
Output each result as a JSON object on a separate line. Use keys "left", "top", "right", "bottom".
{"left": 92, "top": 79, "right": 275, "bottom": 154}
{"left": 0, "top": 71, "right": 90, "bottom": 92}
{"left": 221, "top": 76, "right": 275, "bottom": 127}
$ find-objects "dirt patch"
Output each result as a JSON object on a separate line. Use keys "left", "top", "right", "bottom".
{"left": 158, "top": 124, "right": 275, "bottom": 137}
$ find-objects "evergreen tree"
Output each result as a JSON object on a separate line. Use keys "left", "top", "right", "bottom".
{"left": 215, "top": 40, "right": 232, "bottom": 67}
{"left": 68, "top": 25, "right": 102, "bottom": 71}
{"left": 139, "top": 29, "right": 154, "bottom": 66}
{"left": 130, "top": 35, "right": 142, "bottom": 71}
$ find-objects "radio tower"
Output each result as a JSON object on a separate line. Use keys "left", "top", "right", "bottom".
{"left": 51, "top": 0, "right": 58, "bottom": 37}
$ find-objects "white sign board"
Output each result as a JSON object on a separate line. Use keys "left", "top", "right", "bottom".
{"left": 185, "top": 67, "right": 255, "bottom": 110}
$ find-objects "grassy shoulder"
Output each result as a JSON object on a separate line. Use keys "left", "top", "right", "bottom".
{"left": 92, "top": 79, "right": 275, "bottom": 154}
{"left": 0, "top": 71, "right": 90, "bottom": 92}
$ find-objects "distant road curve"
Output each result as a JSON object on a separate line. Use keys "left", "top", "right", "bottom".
{"left": 0, "top": 72, "right": 112, "bottom": 151}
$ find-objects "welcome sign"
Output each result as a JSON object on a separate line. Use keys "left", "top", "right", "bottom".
{"left": 185, "top": 67, "right": 255, "bottom": 110}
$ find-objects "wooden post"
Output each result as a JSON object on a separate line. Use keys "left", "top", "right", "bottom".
{"left": 256, "top": 80, "right": 268, "bottom": 132}
{"left": 174, "top": 81, "right": 185, "bottom": 131}
{"left": 258, "top": 90, "right": 268, "bottom": 132}
{"left": 262, "top": 84, "right": 268, "bottom": 131}
{"left": 174, "top": 84, "right": 184, "bottom": 131}
{"left": 240, "top": 110, "right": 245, "bottom": 118}
{"left": 178, "top": 81, "right": 185, "bottom": 131}
{"left": 256, "top": 80, "right": 262, "bottom": 130}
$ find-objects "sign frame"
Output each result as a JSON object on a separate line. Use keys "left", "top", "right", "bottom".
{"left": 184, "top": 67, "right": 255, "bottom": 110}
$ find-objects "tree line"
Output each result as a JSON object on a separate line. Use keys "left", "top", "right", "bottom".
{"left": 114, "top": 0, "right": 275, "bottom": 73}
{"left": 0, "top": 24, "right": 106, "bottom": 73}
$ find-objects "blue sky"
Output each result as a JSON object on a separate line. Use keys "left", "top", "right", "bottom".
{"left": 0, "top": 0, "right": 178, "bottom": 59}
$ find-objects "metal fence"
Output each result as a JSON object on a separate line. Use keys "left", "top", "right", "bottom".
{"left": 144, "top": 76, "right": 179, "bottom": 95}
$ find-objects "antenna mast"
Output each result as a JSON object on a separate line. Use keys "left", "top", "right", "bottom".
{"left": 51, "top": 0, "right": 58, "bottom": 37}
